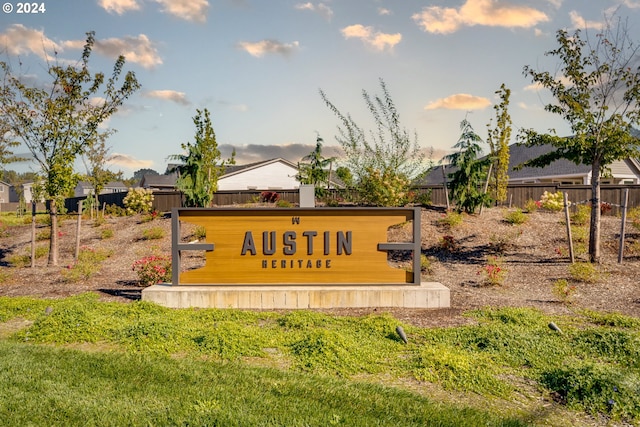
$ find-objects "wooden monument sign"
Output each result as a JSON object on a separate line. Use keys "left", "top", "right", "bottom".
{"left": 171, "top": 207, "right": 422, "bottom": 286}
{"left": 142, "top": 207, "right": 449, "bottom": 309}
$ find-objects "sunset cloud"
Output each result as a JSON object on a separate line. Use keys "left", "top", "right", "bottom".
{"left": 237, "top": 39, "right": 300, "bottom": 57}
{"left": 341, "top": 24, "right": 401, "bottom": 51}
{"left": 412, "top": 0, "right": 549, "bottom": 34}
{"left": 424, "top": 93, "right": 491, "bottom": 110}
{"left": 0, "top": 24, "right": 62, "bottom": 61}
{"left": 98, "top": 0, "right": 141, "bottom": 15}
{"left": 294, "top": 2, "right": 333, "bottom": 21}
{"left": 568, "top": 10, "right": 604, "bottom": 30}
{"left": 154, "top": 0, "right": 209, "bottom": 23}
{"left": 93, "top": 34, "right": 162, "bottom": 69}
{"left": 108, "top": 153, "right": 154, "bottom": 169}
{"left": 144, "top": 90, "right": 190, "bottom": 105}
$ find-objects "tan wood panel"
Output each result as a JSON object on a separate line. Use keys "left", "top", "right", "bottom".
{"left": 178, "top": 210, "right": 413, "bottom": 285}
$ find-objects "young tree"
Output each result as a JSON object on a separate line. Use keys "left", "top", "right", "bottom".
{"left": 81, "top": 130, "right": 123, "bottom": 215}
{"left": 445, "top": 118, "right": 493, "bottom": 213}
{"left": 296, "top": 134, "right": 334, "bottom": 196}
{"left": 0, "top": 32, "right": 141, "bottom": 265}
{"left": 486, "top": 84, "right": 512, "bottom": 204}
{"left": 520, "top": 16, "right": 640, "bottom": 262}
{"left": 168, "top": 108, "right": 233, "bottom": 207}
{"left": 320, "top": 78, "right": 425, "bottom": 206}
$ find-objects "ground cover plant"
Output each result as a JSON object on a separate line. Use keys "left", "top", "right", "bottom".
{"left": 1, "top": 294, "right": 639, "bottom": 426}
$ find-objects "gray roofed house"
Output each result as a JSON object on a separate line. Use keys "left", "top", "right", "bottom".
{"left": 139, "top": 173, "right": 178, "bottom": 190}
{"left": 420, "top": 142, "right": 640, "bottom": 186}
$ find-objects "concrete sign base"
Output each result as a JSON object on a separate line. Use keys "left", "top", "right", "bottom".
{"left": 141, "top": 282, "right": 450, "bottom": 309}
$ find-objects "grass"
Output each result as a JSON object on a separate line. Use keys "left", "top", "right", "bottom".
{"left": 1, "top": 295, "right": 640, "bottom": 425}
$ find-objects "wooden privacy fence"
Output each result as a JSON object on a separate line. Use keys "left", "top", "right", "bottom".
{"left": 60, "top": 184, "right": 640, "bottom": 214}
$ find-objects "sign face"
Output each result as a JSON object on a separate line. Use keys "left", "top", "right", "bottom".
{"left": 172, "top": 208, "right": 421, "bottom": 286}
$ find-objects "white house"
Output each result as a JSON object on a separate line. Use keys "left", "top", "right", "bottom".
{"left": 74, "top": 181, "right": 128, "bottom": 198}
{"left": 217, "top": 158, "right": 301, "bottom": 191}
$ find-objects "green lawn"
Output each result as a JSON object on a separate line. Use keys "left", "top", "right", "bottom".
{"left": 1, "top": 293, "right": 639, "bottom": 426}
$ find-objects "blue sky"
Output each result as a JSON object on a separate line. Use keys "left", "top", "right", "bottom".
{"left": 2, "top": 0, "right": 640, "bottom": 177}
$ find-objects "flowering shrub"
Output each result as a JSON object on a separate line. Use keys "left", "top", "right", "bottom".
{"left": 141, "top": 210, "right": 160, "bottom": 223}
{"left": 600, "top": 202, "right": 612, "bottom": 215}
{"left": 132, "top": 254, "right": 172, "bottom": 286}
{"left": 539, "top": 191, "right": 567, "bottom": 211}
{"left": 123, "top": 188, "right": 154, "bottom": 215}
{"left": 523, "top": 199, "right": 541, "bottom": 213}
{"left": 552, "top": 279, "right": 576, "bottom": 305}
{"left": 260, "top": 191, "right": 280, "bottom": 203}
{"left": 477, "top": 256, "right": 506, "bottom": 286}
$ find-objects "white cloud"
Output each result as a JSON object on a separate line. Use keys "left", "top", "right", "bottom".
{"left": 144, "top": 90, "right": 190, "bottom": 105}
{"left": 153, "top": 0, "right": 209, "bottom": 23}
{"left": 93, "top": 34, "right": 162, "bottom": 69}
{"left": 412, "top": 0, "right": 549, "bottom": 35}
{"left": 108, "top": 153, "right": 154, "bottom": 169}
{"left": 294, "top": 2, "right": 333, "bottom": 21}
{"left": 237, "top": 39, "right": 300, "bottom": 57}
{"left": 378, "top": 7, "right": 391, "bottom": 16}
{"left": 568, "top": 10, "right": 604, "bottom": 31}
{"left": 98, "top": 0, "right": 141, "bottom": 14}
{"left": 424, "top": 93, "right": 491, "bottom": 110}
{"left": 341, "top": 24, "right": 401, "bottom": 52}
{"left": 623, "top": 0, "right": 640, "bottom": 8}
{"left": 0, "top": 24, "right": 62, "bottom": 61}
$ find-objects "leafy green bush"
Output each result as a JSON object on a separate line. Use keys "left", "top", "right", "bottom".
{"left": 523, "top": 198, "right": 540, "bottom": 213}
{"left": 100, "top": 228, "right": 114, "bottom": 239}
{"left": 358, "top": 167, "right": 410, "bottom": 207}
{"left": 123, "top": 188, "right": 154, "bottom": 215}
{"left": 105, "top": 203, "right": 127, "bottom": 217}
{"left": 571, "top": 205, "right": 590, "bottom": 226}
{"left": 503, "top": 208, "right": 528, "bottom": 225}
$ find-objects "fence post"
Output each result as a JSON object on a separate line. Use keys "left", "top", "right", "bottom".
{"left": 75, "top": 200, "right": 83, "bottom": 261}
{"left": 563, "top": 192, "right": 574, "bottom": 263}
{"left": 30, "top": 201, "right": 36, "bottom": 268}
{"left": 618, "top": 188, "right": 629, "bottom": 264}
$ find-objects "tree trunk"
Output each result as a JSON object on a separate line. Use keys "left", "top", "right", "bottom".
{"left": 48, "top": 199, "right": 59, "bottom": 266}
{"left": 589, "top": 160, "right": 602, "bottom": 263}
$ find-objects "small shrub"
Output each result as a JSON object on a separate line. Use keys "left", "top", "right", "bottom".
{"left": 123, "top": 188, "right": 154, "bottom": 215}
{"left": 193, "top": 226, "right": 207, "bottom": 240}
{"left": 503, "top": 208, "right": 528, "bottom": 225}
{"left": 142, "top": 227, "right": 164, "bottom": 240}
{"left": 420, "top": 254, "right": 434, "bottom": 274}
{"left": 101, "top": 228, "right": 114, "bottom": 239}
{"left": 552, "top": 279, "right": 577, "bottom": 305}
{"left": 437, "top": 211, "right": 463, "bottom": 229}
{"left": 275, "top": 199, "right": 293, "bottom": 208}
{"left": 61, "top": 246, "right": 113, "bottom": 283}
{"left": 132, "top": 254, "right": 172, "bottom": 286}
{"left": 539, "top": 191, "right": 567, "bottom": 211}
{"left": 571, "top": 205, "right": 590, "bottom": 226}
{"left": 0, "top": 221, "right": 8, "bottom": 238}
{"left": 569, "top": 262, "right": 600, "bottom": 283}
{"left": 105, "top": 203, "right": 127, "bottom": 217}
{"left": 438, "top": 235, "right": 457, "bottom": 253}
{"left": 36, "top": 229, "right": 50, "bottom": 241}
{"left": 477, "top": 256, "right": 506, "bottom": 286}
{"left": 140, "top": 210, "right": 160, "bottom": 223}
{"left": 523, "top": 199, "right": 540, "bottom": 213}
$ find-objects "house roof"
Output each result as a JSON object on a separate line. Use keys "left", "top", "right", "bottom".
{"left": 140, "top": 173, "right": 178, "bottom": 188}
{"left": 219, "top": 158, "right": 299, "bottom": 179}
{"left": 506, "top": 143, "right": 591, "bottom": 181}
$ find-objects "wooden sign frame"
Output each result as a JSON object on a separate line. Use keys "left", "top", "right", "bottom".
{"left": 171, "top": 207, "right": 422, "bottom": 286}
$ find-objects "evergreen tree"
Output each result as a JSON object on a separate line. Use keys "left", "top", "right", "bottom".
{"left": 445, "top": 118, "right": 492, "bottom": 214}
{"left": 486, "top": 84, "right": 511, "bottom": 204}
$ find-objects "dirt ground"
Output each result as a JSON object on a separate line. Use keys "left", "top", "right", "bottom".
{"left": 1, "top": 206, "right": 639, "bottom": 327}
